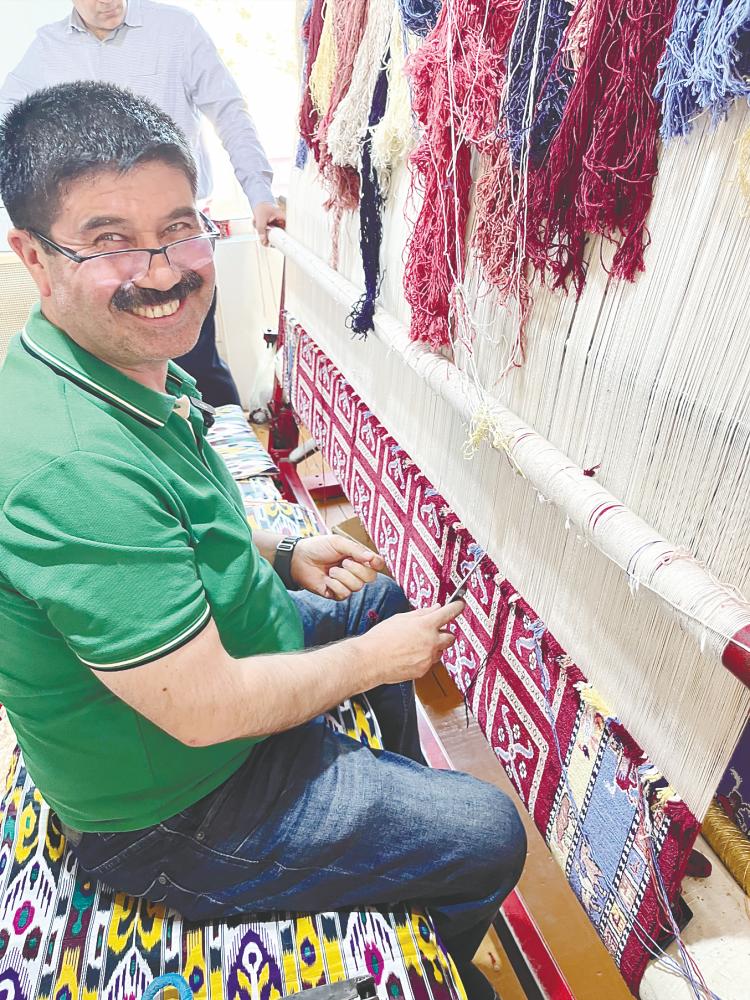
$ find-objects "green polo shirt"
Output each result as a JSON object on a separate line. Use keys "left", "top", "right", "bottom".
{"left": 0, "top": 304, "right": 304, "bottom": 832}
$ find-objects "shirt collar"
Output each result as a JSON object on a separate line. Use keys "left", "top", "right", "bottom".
{"left": 68, "top": 1, "right": 142, "bottom": 35}
{"left": 21, "top": 303, "right": 198, "bottom": 429}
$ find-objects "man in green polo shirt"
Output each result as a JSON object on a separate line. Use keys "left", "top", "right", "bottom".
{"left": 0, "top": 82, "right": 524, "bottom": 1000}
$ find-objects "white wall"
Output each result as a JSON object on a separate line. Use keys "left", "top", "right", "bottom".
{"left": 1, "top": 2, "right": 69, "bottom": 83}
{"left": 0, "top": 2, "right": 71, "bottom": 244}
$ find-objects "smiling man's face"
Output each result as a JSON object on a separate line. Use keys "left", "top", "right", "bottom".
{"left": 24, "top": 160, "right": 215, "bottom": 374}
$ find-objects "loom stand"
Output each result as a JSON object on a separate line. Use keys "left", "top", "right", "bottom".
{"left": 266, "top": 305, "right": 342, "bottom": 529}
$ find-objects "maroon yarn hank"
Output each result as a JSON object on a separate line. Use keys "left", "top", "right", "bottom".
{"left": 298, "top": 0, "right": 327, "bottom": 163}
{"left": 529, "top": 0, "right": 680, "bottom": 291}
{"left": 403, "top": 1, "right": 521, "bottom": 349}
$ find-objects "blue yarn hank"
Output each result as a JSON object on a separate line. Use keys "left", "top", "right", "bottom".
{"left": 504, "top": 0, "right": 575, "bottom": 169}
{"left": 655, "top": 0, "right": 750, "bottom": 141}
{"left": 348, "top": 59, "right": 390, "bottom": 337}
{"left": 397, "top": 0, "right": 443, "bottom": 37}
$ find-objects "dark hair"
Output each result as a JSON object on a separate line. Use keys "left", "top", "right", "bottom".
{"left": 0, "top": 81, "right": 198, "bottom": 232}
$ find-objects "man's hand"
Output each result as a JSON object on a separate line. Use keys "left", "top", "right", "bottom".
{"left": 253, "top": 201, "right": 286, "bottom": 246}
{"left": 291, "top": 535, "right": 386, "bottom": 600}
{"left": 355, "top": 602, "right": 464, "bottom": 684}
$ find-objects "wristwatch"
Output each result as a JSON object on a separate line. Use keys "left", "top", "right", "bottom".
{"left": 274, "top": 535, "right": 302, "bottom": 590}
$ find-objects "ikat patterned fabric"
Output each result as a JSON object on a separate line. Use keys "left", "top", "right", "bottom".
{"left": 211, "top": 409, "right": 319, "bottom": 536}
{"left": 242, "top": 498, "right": 319, "bottom": 538}
{"left": 289, "top": 315, "right": 700, "bottom": 995}
{"left": 236, "top": 477, "right": 282, "bottom": 504}
{"left": 207, "top": 405, "right": 279, "bottom": 480}
{"left": 0, "top": 698, "right": 466, "bottom": 1000}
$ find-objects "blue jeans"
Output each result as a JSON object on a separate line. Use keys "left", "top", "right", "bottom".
{"left": 73, "top": 577, "right": 525, "bottom": 996}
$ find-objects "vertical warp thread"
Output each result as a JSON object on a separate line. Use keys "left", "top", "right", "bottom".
{"left": 741, "top": 126, "right": 750, "bottom": 202}
{"left": 349, "top": 61, "right": 391, "bottom": 336}
{"left": 655, "top": 0, "right": 750, "bottom": 141}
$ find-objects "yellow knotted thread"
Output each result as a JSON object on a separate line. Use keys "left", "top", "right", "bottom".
{"left": 463, "top": 402, "right": 524, "bottom": 478}
{"left": 577, "top": 683, "right": 614, "bottom": 719}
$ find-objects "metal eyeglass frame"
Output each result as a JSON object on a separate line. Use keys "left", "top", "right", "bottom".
{"left": 29, "top": 210, "right": 220, "bottom": 273}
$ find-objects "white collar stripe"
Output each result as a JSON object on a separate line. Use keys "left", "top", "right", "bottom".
{"left": 77, "top": 605, "right": 211, "bottom": 670}
{"left": 22, "top": 328, "right": 166, "bottom": 428}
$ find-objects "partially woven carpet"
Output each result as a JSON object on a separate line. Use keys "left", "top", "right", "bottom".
{"left": 288, "top": 315, "right": 700, "bottom": 995}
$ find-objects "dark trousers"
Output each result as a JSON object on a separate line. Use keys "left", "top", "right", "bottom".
{"left": 174, "top": 291, "right": 241, "bottom": 407}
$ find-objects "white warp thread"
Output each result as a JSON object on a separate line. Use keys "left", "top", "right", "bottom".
{"left": 282, "top": 101, "right": 750, "bottom": 819}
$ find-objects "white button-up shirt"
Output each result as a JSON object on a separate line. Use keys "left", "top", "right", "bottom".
{"left": 0, "top": 0, "right": 274, "bottom": 208}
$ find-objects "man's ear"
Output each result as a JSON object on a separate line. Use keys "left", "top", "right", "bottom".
{"left": 7, "top": 229, "right": 52, "bottom": 298}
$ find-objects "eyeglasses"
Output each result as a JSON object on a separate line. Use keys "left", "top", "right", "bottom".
{"left": 30, "top": 211, "right": 220, "bottom": 286}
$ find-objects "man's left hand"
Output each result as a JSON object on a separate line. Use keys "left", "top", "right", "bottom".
{"left": 253, "top": 201, "right": 286, "bottom": 247}
{"left": 291, "top": 536, "right": 386, "bottom": 600}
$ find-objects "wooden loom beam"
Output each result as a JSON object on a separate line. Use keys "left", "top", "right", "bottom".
{"left": 269, "top": 227, "right": 750, "bottom": 688}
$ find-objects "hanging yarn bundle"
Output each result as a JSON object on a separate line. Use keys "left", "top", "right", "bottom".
{"left": 656, "top": 0, "right": 750, "bottom": 141}
{"left": 308, "top": 0, "right": 337, "bottom": 124}
{"left": 371, "top": 10, "right": 417, "bottom": 194}
{"left": 563, "top": 0, "right": 595, "bottom": 71}
{"left": 314, "top": 0, "right": 370, "bottom": 243}
{"left": 397, "top": 0, "right": 444, "bottom": 37}
{"left": 298, "top": 0, "right": 327, "bottom": 163}
{"left": 295, "top": 0, "right": 316, "bottom": 169}
{"left": 526, "top": 0, "right": 680, "bottom": 289}
{"left": 471, "top": 0, "right": 578, "bottom": 368}
{"left": 326, "top": 0, "right": 394, "bottom": 171}
{"left": 349, "top": 62, "right": 391, "bottom": 336}
{"left": 402, "top": 1, "right": 519, "bottom": 349}
{"left": 504, "top": 0, "right": 575, "bottom": 169}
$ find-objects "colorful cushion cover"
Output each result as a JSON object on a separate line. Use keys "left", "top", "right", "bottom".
{"left": 0, "top": 699, "right": 465, "bottom": 1000}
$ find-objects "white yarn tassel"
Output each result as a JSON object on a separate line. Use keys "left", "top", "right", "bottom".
{"left": 371, "top": 10, "right": 417, "bottom": 194}
{"left": 326, "top": 0, "right": 393, "bottom": 170}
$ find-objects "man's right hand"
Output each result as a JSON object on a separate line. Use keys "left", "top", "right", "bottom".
{"left": 357, "top": 601, "right": 465, "bottom": 685}
{"left": 91, "top": 602, "right": 466, "bottom": 749}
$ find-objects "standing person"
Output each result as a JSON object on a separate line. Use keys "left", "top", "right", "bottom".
{"left": 0, "top": 0, "right": 285, "bottom": 406}
{"left": 0, "top": 80, "right": 525, "bottom": 1000}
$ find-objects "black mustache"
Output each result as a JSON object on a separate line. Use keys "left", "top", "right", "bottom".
{"left": 111, "top": 270, "right": 204, "bottom": 311}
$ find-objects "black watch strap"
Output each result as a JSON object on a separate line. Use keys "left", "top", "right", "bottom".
{"left": 274, "top": 535, "right": 302, "bottom": 590}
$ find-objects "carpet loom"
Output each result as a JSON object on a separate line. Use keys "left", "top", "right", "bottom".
{"left": 280, "top": 0, "right": 750, "bottom": 994}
